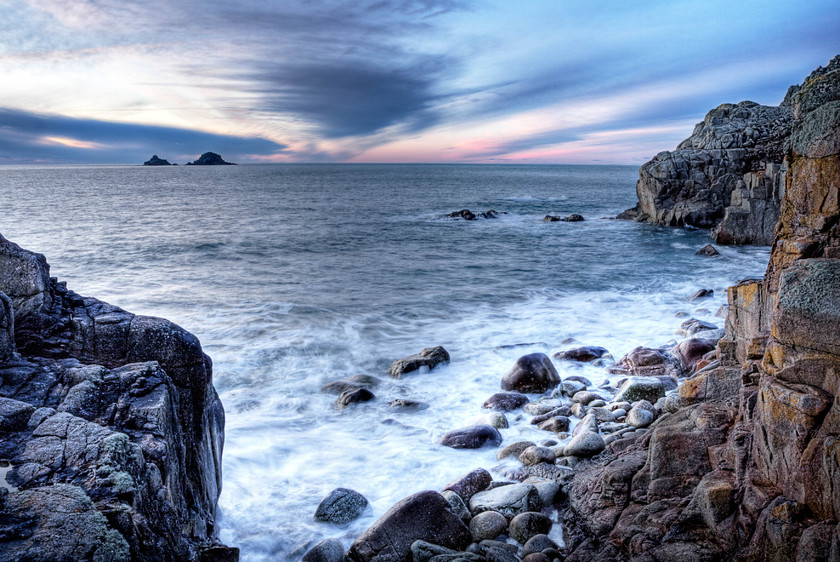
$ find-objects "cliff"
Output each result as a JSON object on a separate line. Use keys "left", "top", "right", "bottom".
{"left": 562, "top": 56, "right": 840, "bottom": 561}
{"left": 0, "top": 235, "right": 237, "bottom": 560}
{"left": 621, "top": 55, "right": 840, "bottom": 245}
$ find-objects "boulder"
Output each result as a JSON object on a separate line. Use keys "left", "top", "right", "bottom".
{"left": 442, "top": 468, "right": 493, "bottom": 503}
{"left": 469, "top": 483, "right": 542, "bottom": 518}
{"left": 537, "top": 416, "right": 570, "bottom": 434}
{"left": 501, "top": 354, "right": 560, "bottom": 393}
{"left": 483, "top": 392, "right": 529, "bottom": 412}
{"left": 469, "top": 510, "right": 508, "bottom": 541}
{"left": 518, "top": 446, "right": 555, "bottom": 466}
{"left": 314, "top": 487, "right": 369, "bottom": 524}
{"left": 497, "top": 441, "right": 537, "bottom": 461}
{"left": 388, "top": 346, "right": 450, "bottom": 378}
{"left": 613, "top": 376, "right": 666, "bottom": 403}
{"left": 439, "top": 425, "right": 502, "bottom": 449}
{"left": 522, "top": 534, "right": 558, "bottom": 557}
{"left": 563, "top": 430, "right": 605, "bottom": 458}
{"left": 553, "top": 346, "right": 609, "bottom": 362}
{"left": 626, "top": 400, "right": 656, "bottom": 428}
{"left": 303, "top": 538, "right": 346, "bottom": 562}
{"left": 348, "top": 491, "right": 471, "bottom": 561}
{"left": 696, "top": 244, "right": 720, "bottom": 256}
{"left": 672, "top": 338, "right": 716, "bottom": 373}
{"left": 472, "top": 411, "right": 509, "bottom": 428}
{"left": 508, "top": 511, "right": 552, "bottom": 544}
{"left": 609, "top": 347, "right": 680, "bottom": 377}
{"left": 336, "top": 388, "right": 375, "bottom": 409}
{"left": 679, "top": 318, "right": 719, "bottom": 336}
{"left": 449, "top": 209, "right": 504, "bottom": 221}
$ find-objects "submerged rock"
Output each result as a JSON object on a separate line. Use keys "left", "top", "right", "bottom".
{"left": 553, "top": 345, "right": 609, "bottom": 362}
{"left": 388, "top": 346, "right": 450, "bottom": 377}
{"left": 439, "top": 425, "right": 503, "bottom": 449}
{"left": 336, "top": 388, "right": 375, "bottom": 409}
{"left": 314, "top": 487, "right": 369, "bottom": 524}
{"left": 696, "top": 244, "right": 721, "bottom": 256}
{"left": 483, "top": 392, "right": 529, "bottom": 412}
{"left": 449, "top": 209, "right": 505, "bottom": 220}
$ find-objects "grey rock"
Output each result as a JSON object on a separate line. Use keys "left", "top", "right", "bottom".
{"left": 440, "top": 425, "right": 502, "bottom": 449}
{"left": 469, "top": 510, "right": 508, "bottom": 541}
{"left": 696, "top": 244, "right": 721, "bottom": 256}
{"left": 472, "top": 412, "right": 509, "bottom": 429}
{"left": 523, "top": 399, "right": 566, "bottom": 415}
{"left": 522, "top": 534, "right": 558, "bottom": 558}
{"left": 613, "top": 376, "right": 666, "bottom": 403}
{"left": 443, "top": 468, "right": 493, "bottom": 502}
{"left": 537, "top": 416, "right": 570, "bottom": 434}
{"left": 303, "top": 538, "right": 346, "bottom": 562}
{"left": 336, "top": 388, "right": 375, "bottom": 409}
{"left": 348, "top": 491, "right": 471, "bottom": 561}
{"left": 388, "top": 346, "right": 450, "bottom": 378}
{"left": 571, "top": 391, "right": 602, "bottom": 405}
{"left": 508, "top": 511, "right": 552, "bottom": 544}
{"left": 485, "top": 547, "right": 520, "bottom": 562}
{"left": 388, "top": 398, "right": 429, "bottom": 412}
{"left": 563, "top": 430, "right": 605, "bottom": 458}
{"left": 518, "top": 446, "right": 555, "bottom": 466}
{"left": 560, "top": 380, "right": 586, "bottom": 396}
{"left": 483, "top": 392, "right": 530, "bottom": 412}
{"left": 679, "top": 318, "right": 718, "bottom": 336}
{"left": 314, "top": 487, "right": 369, "bottom": 524}
{"left": 496, "top": 441, "right": 537, "bottom": 461}
{"left": 442, "top": 490, "right": 471, "bottom": 523}
{"left": 553, "top": 346, "right": 609, "bottom": 362}
{"left": 411, "top": 540, "right": 456, "bottom": 562}
{"left": 501, "top": 353, "right": 560, "bottom": 394}
{"left": 469, "top": 483, "right": 542, "bottom": 518}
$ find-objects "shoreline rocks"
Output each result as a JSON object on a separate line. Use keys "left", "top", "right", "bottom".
{"left": 0, "top": 234, "right": 234, "bottom": 560}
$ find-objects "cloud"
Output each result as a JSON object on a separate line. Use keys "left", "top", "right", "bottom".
{"left": 0, "top": 108, "right": 287, "bottom": 163}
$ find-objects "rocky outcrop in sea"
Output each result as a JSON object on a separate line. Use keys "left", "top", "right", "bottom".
{"left": 621, "top": 55, "right": 840, "bottom": 246}
{"left": 0, "top": 235, "right": 236, "bottom": 560}
{"left": 561, "top": 55, "right": 840, "bottom": 561}
{"left": 186, "top": 152, "right": 235, "bottom": 165}
{"left": 143, "top": 154, "right": 173, "bottom": 166}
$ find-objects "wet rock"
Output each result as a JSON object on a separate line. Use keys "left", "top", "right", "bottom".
{"left": 560, "top": 214, "right": 585, "bottom": 222}
{"left": 443, "top": 468, "right": 493, "bottom": 503}
{"left": 696, "top": 244, "right": 721, "bottom": 256}
{"left": 571, "top": 391, "right": 602, "bottom": 405}
{"left": 554, "top": 346, "right": 609, "bottom": 362}
{"left": 530, "top": 407, "right": 571, "bottom": 425}
{"left": 441, "top": 490, "right": 471, "bottom": 523}
{"left": 303, "top": 538, "right": 345, "bottom": 562}
{"left": 536, "top": 416, "right": 570, "bottom": 434}
{"left": 322, "top": 374, "right": 380, "bottom": 394}
{"left": 563, "top": 430, "right": 605, "bottom": 458}
{"left": 524, "top": 479, "right": 560, "bottom": 506}
{"left": 626, "top": 400, "right": 656, "bottom": 428}
{"left": 501, "top": 353, "right": 560, "bottom": 394}
{"left": 469, "top": 510, "right": 508, "bottom": 541}
{"left": 613, "top": 376, "right": 666, "bottom": 403}
{"left": 449, "top": 209, "right": 504, "bottom": 221}
{"left": 496, "top": 441, "right": 536, "bottom": 461}
{"left": 560, "top": 379, "right": 586, "bottom": 397}
{"left": 523, "top": 399, "right": 565, "bottom": 415}
{"left": 314, "top": 487, "right": 369, "bottom": 524}
{"left": 672, "top": 337, "right": 716, "bottom": 373}
{"left": 410, "top": 540, "right": 456, "bottom": 562}
{"left": 388, "top": 346, "right": 450, "bottom": 377}
{"left": 387, "top": 398, "right": 429, "bottom": 412}
{"left": 688, "top": 288, "right": 714, "bottom": 301}
{"left": 336, "top": 388, "right": 375, "bottom": 409}
{"left": 522, "top": 553, "right": 551, "bottom": 562}
{"left": 469, "top": 483, "right": 542, "bottom": 518}
{"left": 440, "top": 425, "right": 502, "bottom": 449}
{"left": 518, "top": 446, "right": 555, "bottom": 466}
{"left": 348, "top": 490, "right": 471, "bottom": 561}
{"left": 485, "top": 547, "right": 520, "bottom": 562}
{"left": 472, "top": 412, "right": 509, "bottom": 429}
{"left": 679, "top": 318, "right": 719, "bottom": 336}
{"left": 508, "top": 512, "right": 552, "bottom": 544}
{"left": 483, "top": 392, "right": 530, "bottom": 412}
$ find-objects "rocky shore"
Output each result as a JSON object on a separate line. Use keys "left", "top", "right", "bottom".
{"left": 0, "top": 235, "right": 236, "bottom": 560}
{"left": 301, "top": 56, "right": 840, "bottom": 562}
{"left": 621, "top": 55, "right": 840, "bottom": 246}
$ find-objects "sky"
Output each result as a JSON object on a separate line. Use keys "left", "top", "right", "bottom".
{"left": 0, "top": 0, "right": 838, "bottom": 165}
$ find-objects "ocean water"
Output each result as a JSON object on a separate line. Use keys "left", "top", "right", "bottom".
{"left": 1, "top": 164, "right": 770, "bottom": 559}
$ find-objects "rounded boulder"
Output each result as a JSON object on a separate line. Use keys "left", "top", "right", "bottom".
{"left": 501, "top": 353, "right": 560, "bottom": 394}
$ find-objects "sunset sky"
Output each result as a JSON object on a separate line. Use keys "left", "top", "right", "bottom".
{"left": 1, "top": 0, "right": 838, "bottom": 165}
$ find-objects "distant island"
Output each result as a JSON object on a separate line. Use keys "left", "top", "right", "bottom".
{"left": 143, "top": 154, "right": 174, "bottom": 166}
{"left": 186, "top": 152, "right": 236, "bottom": 165}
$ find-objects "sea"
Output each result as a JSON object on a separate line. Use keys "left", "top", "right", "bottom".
{"left": 1, "top": 164, "right": 770, "bottom": 560}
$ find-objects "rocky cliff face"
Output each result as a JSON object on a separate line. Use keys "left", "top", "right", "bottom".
{"left": 621, "top": 58, "right": 840, "bottom": 245}
{"left": 562, "top": 57, "right": 840, "bottom": 561}
{"left": 0, "top": 235, "right": 236, "bottom": 560}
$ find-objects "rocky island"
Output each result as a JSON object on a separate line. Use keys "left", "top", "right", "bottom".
{"left": 0, "top": 236, "right": 236, "bottom": 560}
{"left": 143, "top": 155, "right": 174, "bottom": 166}
{"left": 296, "top": 55, "right": 840, "bottom": 562}
{"left": 186, "top": 152, "right": 235, "bottom": 166}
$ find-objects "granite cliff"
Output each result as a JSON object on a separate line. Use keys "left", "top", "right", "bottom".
{"left": 0, "top": 235, "right": 236, "bottom": 560}
{"left": 621, "top": 55, "right": 840, "bottom": 246}
{"left": 561, "top": 57, "right": 840, "bottom": 561}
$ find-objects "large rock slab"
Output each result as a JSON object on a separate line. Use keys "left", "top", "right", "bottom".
{"left": 388, "top": 347, "right": 450, "bottom": 378}
{"left": 348, "top": 491, "right": 471, "bottom": 561}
